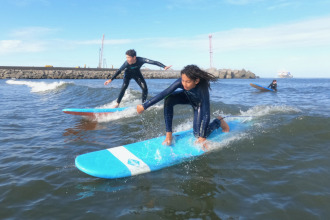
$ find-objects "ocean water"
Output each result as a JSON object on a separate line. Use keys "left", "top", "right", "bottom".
{"left": 1, "top": 77, "right": 330, "bottom": 219}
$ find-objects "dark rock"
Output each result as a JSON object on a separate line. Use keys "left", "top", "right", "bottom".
{"left": 0, "top": 66, "right": 258, "bottom": 79}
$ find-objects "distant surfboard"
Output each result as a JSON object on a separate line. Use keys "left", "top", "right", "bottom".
{"left": 75, "top": 120, "right": 247, "bottom": 179}
{"left": 250, "top": 83, "right": 275, "bottom": 92}
{"left": 62, "top": 107, "right": 129, "bottom": 116}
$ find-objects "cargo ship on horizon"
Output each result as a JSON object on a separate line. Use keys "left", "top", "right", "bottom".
{"left": 278, "top": 71, "right": 293, "bottom": 78}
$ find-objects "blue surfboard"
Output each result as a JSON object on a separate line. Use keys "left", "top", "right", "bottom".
{"left": 62, "top": 107, "right": 129, "bottom": 116}
{"left": 75, "top": 120, "right": 246, "bottom": 179}
{"left": 250, "top": 83, "right": 275, "bottom": 92}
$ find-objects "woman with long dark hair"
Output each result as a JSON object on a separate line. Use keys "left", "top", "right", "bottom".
{"left": 137, "top": 64, "right": 229, "bottom": 147}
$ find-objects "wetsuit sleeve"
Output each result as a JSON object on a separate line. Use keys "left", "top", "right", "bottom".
{"left": 142, "top": 78, "right": 182, "bottom": 110}
{"left": 268, "top": 83, "right": 272, "bottom": 88}
{"left": 199, "top": 88, "right": 211, "bottom": 138}
{"left": 110, "top": 62, "right": 128, "bottom": 80}
{"left": 142, "top": 57, "right": 166, "bottom": 69}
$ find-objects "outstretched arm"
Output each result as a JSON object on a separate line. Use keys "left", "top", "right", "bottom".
{"left": 104, "top": 62, "right": 127, "bottom": 85}
{"left": 137, "top": 78, "right": 182, "bottom": 114}
{"left": 143, "top": 58, "right": 171, "bottom": 70}
{"left": 164, "top": 65, "right": 172, "bottom": 70}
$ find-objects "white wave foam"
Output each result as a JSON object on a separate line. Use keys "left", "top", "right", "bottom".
{"left": 6, "top": 79, "right": 68, "bottom": 93}
{"left": 173, "top": 119, "right": 193, "bottom": 133}
{"left": 240, "top": 105, "right": 301, "bottom": 117}
{"left": 212, "top": 105, "right": 300, "bottom": 122}
{"left": 94, "top": 90, "right": 142, "bottom": 122}
{"left": 207, "top": 132, "right": 249, "bottom": 152}
{"left": 94, "top": 103, "right": 165, "bottom": 123}
{"left": 93, "top": 107, "right": 137, "bottom": 123}
{"left": 95, "top": 88, "right": 165, "bottom": 122}
{"left": 97, "top": 89, "right": 142, "bottom": 109}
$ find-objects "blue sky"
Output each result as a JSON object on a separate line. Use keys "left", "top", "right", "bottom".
{"left": 1, "top": 0, "right": 330, "bottom": 78}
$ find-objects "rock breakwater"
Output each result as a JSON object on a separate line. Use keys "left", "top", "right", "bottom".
{"left": 0, "top": 66, "right": 257, "bottom": 79}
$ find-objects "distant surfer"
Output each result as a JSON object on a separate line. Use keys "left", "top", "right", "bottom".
{"left": 104, "top": 49, "right": 172, "bottom": 108}
{"left": 136, "top": 64, "right": 229, "bottom": 148}
{"left": 268, "top": 79, "right": 277, "bottom": 91}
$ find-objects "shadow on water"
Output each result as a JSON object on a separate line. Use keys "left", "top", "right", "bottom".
{"left": 75, "top": 178, "right": 136, "bottom": 200}
{"left": 64, "top": 119, "right": 105, "bottom": 134}
{"left": 63, "top": 118, "right": 109, "bottom": 146}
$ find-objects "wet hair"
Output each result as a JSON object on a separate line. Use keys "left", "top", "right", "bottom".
{"left": 126, "top": 49, "right": 136, "bottom": 57}
{"left": 180, "top": 64, "right": 217, "bottom": 89}
{"left": 273, "top": 79, "right": 277, "bottom": 82}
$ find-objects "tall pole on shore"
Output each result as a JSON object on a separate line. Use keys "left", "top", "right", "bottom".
{"left": 98, "top": 34, "right": 105, "bottom": 68}
{"left": 209, "top": 34, "right": 213, "bottom": 69}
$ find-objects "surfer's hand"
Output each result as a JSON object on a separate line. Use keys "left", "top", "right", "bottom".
{"left": 104, "top": 79, "right": 112, "bottom": 85}
{"left": 164, "top": 65, "right": 172, "bottom": 70}
{"left": 137, "top": 105, "right": 145, "bottom": 114}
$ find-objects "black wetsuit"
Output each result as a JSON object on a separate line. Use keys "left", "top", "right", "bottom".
{"left": 268, "top": 82, "right": 277, "bottom": 91}
{"left": 109, "top": 57, "right": 166, "bottom": 104}
{"left": 142, "top": 78, "right": 222, "bottom": 138}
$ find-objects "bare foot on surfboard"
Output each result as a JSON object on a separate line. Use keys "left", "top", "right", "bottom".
{"left": 218, "top": 116, "right": 230, "bottom": 132}
{"left": 113, "top": 103, "right": 119, "bottom": 108}
{"left": 162, "top": 132, "right": 173, "bottom": 146}
{"left": 196, "top": 137, "right": 209, "bottom": 151}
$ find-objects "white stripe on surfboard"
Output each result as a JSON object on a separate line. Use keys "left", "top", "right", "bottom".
{"left": 108, "top": 146, "right": 151, "bottom": 176}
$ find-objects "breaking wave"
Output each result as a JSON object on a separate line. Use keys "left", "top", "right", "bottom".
{"left": 6, "top": 79, "right": 70, "bottom": 93}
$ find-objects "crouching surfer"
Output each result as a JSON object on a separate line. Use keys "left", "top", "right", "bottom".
{"left": 136, "top": 64, "right": 229, "bottom": 149}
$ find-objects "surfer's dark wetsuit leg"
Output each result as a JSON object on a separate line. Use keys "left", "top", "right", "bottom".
{"left": 164, "top": 91, "right": 190, "bottom": 132}
{"left": 192, "top": 106, "right": 221, "bottom": 138}
{"left": 117, "top": 75, "right": 132, "bottom": 104}
{"left": 132, "top": 72, "right": 148, "bottom": 103}
{"left": 204, "top": 118, "right": 222, "bottom": 137}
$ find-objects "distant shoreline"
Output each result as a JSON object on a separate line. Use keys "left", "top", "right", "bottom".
{"left": 0, "top": 66, "right": 257, "bottom": 79}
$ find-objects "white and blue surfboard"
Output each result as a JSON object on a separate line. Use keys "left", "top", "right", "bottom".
{"left": 250, "top": 83, "right": 275, "bottom": 92}
{"left": 62, "top": 107, "right": 129, "bottom": 116}
{"left": 75, "top": 120, "right": 246, "bottom": 179}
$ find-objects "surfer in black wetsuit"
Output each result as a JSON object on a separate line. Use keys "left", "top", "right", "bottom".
{"left": 268, "top": 79, "right": 277, "bottom": 91}
{"left": 104, "top": 49, "right": 172, "bottom": 108}
{"left": 136, "top": 65, "right": 229, "bottom": 148}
